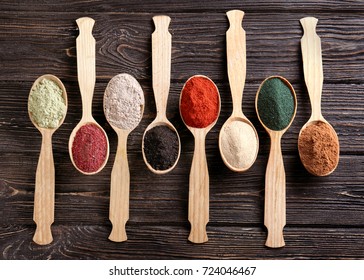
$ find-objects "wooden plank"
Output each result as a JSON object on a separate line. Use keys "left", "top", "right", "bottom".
{"left": 1, "top": 225, "right": 364, "bottom": 259}
{"left": 1, "top": 155, "right": 363, "bottom": 226}
{"left": 0, "top": 81, "right": 362, "bottom": 154}
{"left": 1, "top": 1, "right": 363, "bottom": 13}
{"left": 0, "top": 13, "right": 363, "bottom": 83}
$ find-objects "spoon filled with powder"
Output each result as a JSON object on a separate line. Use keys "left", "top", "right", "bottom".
{"left": 256, "top": 76, "right": 297, "bottom": 248}
{"left": 180, "top": 75, "right": 221, "bottom": 243}
{"left": 298, "top": 17, "right": 339, "bottom": 176}
{"left": 219, "top": 10, "right": 259, "bottom": 172}
{"left": 104, "top": 73, "right": 144, "bottom": 242}
{"left": 28, "top": 74, "right": 67, "bottom": 245}
{"left": 142, "top": 15, "right": 181, "bottom": 174}
{"left": 69, "top": 17, "right": 109, "bottom": 175}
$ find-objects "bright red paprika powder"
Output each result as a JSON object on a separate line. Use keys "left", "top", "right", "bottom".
{"left": 71, "top": 123, "right": 108, "bottom": 173}
{"left": 180, "top": 76, "right": 220, "bottom": 128}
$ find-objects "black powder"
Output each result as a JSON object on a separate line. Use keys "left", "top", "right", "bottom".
{"left": 143, "top": 125, "right": 179, "bottom": 171}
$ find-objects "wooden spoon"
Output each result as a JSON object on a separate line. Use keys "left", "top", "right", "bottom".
{"left": 142, "top": 15, "right": 181, "bottom": 174}
{"left": 28, "top": 74, "right": 67, "bottom": 245}
{"left": 299, "top": 17, "right": 339, "bottom": 176}
{"left": 219, "top": 10, "right": 259, "bottom": 172}
{"left": 255, "top": 76, "right": 297, "bottom": 248}
{"left": 104, "top": 74, "right": 144, "bottom": 242}
{"left": 180, "top": 75, "right": 221, "bottom": 243}
{"left": 69, "top": 17, "right": 109, "bottom": 175}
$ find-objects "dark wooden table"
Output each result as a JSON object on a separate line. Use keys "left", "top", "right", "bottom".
{"left": 0, "top": 1, "right": 363, "bottom": 259}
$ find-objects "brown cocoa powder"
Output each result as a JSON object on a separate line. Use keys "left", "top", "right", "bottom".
{"left": 298, "top": 121, "right": 339, "bottom": 176}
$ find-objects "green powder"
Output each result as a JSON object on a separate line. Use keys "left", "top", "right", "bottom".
{"left": 28, "top": 78, "right": 66, "bottom": 128}
{"left": 257, "top": 77, "right": 294, "bottom": 131}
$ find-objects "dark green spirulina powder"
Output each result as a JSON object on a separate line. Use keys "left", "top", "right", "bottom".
{"left": 144, "top": 125, "right": 179, "bottom": 170}
{"left": 257, "top": 77, "right": 295, "bottom": 131}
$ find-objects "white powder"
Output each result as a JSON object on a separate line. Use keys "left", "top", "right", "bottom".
{"left": 104, "top": 73, "right": 144, "bottom": 130}
{"left": 220, "top": 120, "right": 258, "bottom": 170}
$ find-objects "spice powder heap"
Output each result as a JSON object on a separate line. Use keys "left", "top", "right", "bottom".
{"left": 180, "top": 76, "right": 219, "bottom": 128}
{"left": 28, "top": 78, "right": 66, "bottom": 129}
{"left": 220, "top": 121, "right": 257, "bottom": 170}
{"left": 143, "top": 125, "right": 179, "bottom": 171}
{"left": 104, "top": 73, "right": 144, "bottom": 130}
{"left": 298, "top": 121, "right": 339, "bottom": 176}
{"left": 72, "top": 123, "right": 108, "bottom": 173}
{"left": 257, "top": 78, "right": 295, "bottom": 131}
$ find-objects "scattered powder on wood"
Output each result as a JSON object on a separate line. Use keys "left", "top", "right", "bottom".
{"left": 298, "top": 121, "right": 339, "bottom": 176}
{"left": 28, "top": 78, "right": 66, "bottom": 128}
{"left": 220, "top": 120, "right": 258, "bottom": 170}
{"left": 104, "top": 73, "right": 144, "bottom": 130}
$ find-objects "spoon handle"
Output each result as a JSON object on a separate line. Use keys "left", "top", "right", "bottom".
{"left": 152, "top": 15, "right": 171, "bottom": 121}
{"left": 264, "top": 132, "right": 285, "bottom": 248}
{"left": 33, "top": 131, "right": 54, "bottom": 245}
{"left": 109, "top": 130, "right": 130, "bottom": 242}
{"left": 226, "top": 10, "right": 246, "bottom": 117}
{"left": 188, "top": 129, "right": 209, "bottom": 243}
{"left": 300, "top": 17, "right": 324, "bottom": 121}
{"left": 76, "top": 17, "right": 96, "bottom": 120}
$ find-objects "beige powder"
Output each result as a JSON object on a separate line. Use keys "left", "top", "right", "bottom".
{"left": 221, "top": 120, "right": 258, "bottom": 170}
{"left": 104, "top": 73, "right": 144, "bottom": 130}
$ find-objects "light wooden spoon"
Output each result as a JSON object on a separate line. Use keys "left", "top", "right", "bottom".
{"left": 219, "top": 10, "right": 259, "bottom": 172}
{"left": 299, "top": 17, "right": 339, "bottom": 176}
{"left": 255, "top": 76, "right": 297, "bottom": 248}
{"left": 69, "top": 17, "right": 109, "bottom": 175}
{"left": 142, "top": 15, "right": 181, "bottom": 174}
{"left": 28, "top": 74, "right": 67, "bottom": 245}
{"left": 104, "top": 73, "right": 144, "bottom": 242}
{"left": 180, "top": 75, "right": 221, "bottom": 243}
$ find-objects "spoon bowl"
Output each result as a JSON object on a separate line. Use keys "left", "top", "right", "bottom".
{"left": 255, "top": 75, "right": 297, "bottom": 248}
{"left": 69, "top": 120, "right": 109, "bottom": 175}
{"left": 141, "top": 15, "right": 181, "bottom": 174}
{"left": 142, "top": 120, "right": 180, "bottom": 174}
{"left": 298, "top": 17, "right": 339, "bottom": 176}
{"left": 180, "top": 74, "right": 221, "bottom": 243}
{"left": 29, "top": 74, "right": 68, "bottom": 132}
{"left": 219, "top": 116, "right": 259, "bottom": 172}
{"left": 219, "top": 10, "right": 259, "bottom": 172}
{"left": 298, "top": 119, "right": 339, "bottom": 176}
{"left": 28, "top": 74, "right": 68, "bottom": 245}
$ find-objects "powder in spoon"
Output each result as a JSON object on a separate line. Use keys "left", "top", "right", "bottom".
{"left": 257, "top": 77, "right": 295, "bottom": 131}
{"left": 180, "top": 76, "right": 220, "bottom": 128}
{"left": 220, "top": 121, "right": 258, "bottom": 170}
{"left": 143, "top": 125, "right": 179, "bottom": 171}
{"left": 28, "top": 78, "right": 66, "bottom": 128}
{"left": 104, "top": 73, "right": 144, "bottom": 130}
{"left": 72, "top": 123, "right": 108, "bottom": 173}
{"left": 298, "top": 121, "right": 339, "bottom": 176}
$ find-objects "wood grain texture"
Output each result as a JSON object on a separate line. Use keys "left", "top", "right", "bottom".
{"left": 1, "top": 1, "right": 364, "bottom": 13}
{"left": 1, "top": 13, "right": 364, "bottom": 83}
{"left": 1, "top": 225, "right": 364, "bottom": 260}
{"left": 0, "top": 0, "right": 363, "bottom": 259}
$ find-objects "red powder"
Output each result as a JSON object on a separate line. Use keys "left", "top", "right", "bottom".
{"left": 71, "top": 123, "right": 108, "bottom": 173}
{"left": 180, "top": 76, "right": 220, "bottom": 128}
